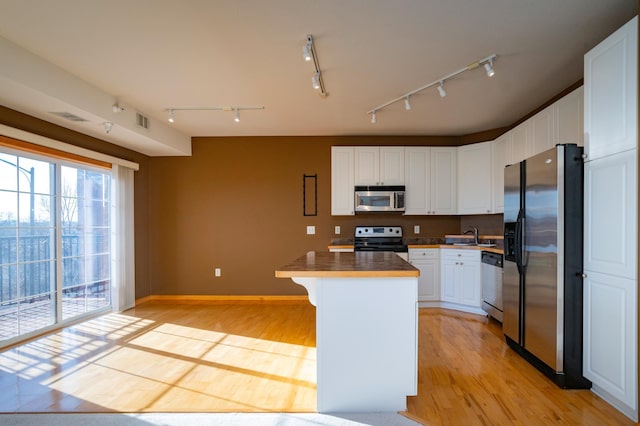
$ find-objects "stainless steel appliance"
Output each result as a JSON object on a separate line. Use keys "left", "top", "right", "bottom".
{"left": 503, "top": 144, "right": 590, "bottom": 389}
{"left": 481, "top": 251, "right": 503, "bottom": 322}
{"left": 354, "top": 186, "right": 405, "bottom": 213}
{"left": 354, "top": 226, "right": 407, "bottom": 253}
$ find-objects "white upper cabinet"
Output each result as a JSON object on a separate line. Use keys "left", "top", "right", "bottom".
{"left": 457, "top": 141, "right": 493, "bottom": 214}
{"left": 555, "top": 86, "right": 584, "bottom": 146}
{"left": 531, "top": 104, "right": 555, "bottom": 155}
{"left": 404, "top": 147, "right": 456, "bottom": 215}
{"left": 331, "top": 147, "right": 355, "bottom": 216}
{"left": 510, "top": 120, "right": 532, "bottom": 164}
{"left": 492, "top": 133, "right": 510, "bottom": 213}
{"left": 584, "top": 16, "right": 638, "bottom": 161}
{"left": 355, "top": 146, "right": 405, "bottom": 186}
{"left": 404, "top": 147, "right": 431, "bottom": 214}
{"left": 430, "top": 148, "right": 457, "bottom": 214}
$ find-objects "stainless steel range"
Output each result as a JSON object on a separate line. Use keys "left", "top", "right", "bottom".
{"left": 353, "top": 226, "right": 407, "bottom": 253}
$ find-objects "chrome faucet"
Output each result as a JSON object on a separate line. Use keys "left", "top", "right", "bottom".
{"left": 464, "top": 226, "right": 479, "bottom": 245}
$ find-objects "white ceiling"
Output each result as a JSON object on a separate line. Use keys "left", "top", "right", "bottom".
{"left": 0, "top": 1, "right": 637, "bottom": 155}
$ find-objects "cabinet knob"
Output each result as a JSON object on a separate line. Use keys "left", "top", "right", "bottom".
{"left": 581, "top": 273, "right": 587, "bottom": 278}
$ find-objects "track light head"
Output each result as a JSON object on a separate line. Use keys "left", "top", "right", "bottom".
{"left": 103, "top": 122, "right": 113, "bottom": 134}
{"left": 112, "top": 103, "right": 124, "bottom": 113}
{"left": 168, "top": 109, "right": 175, "bottom": 123}
{"left": 484, "top": 59, "right": 495, "bottom": 77}
{"left": 312, "top": 72, "right": 320, "bottom": 90}
{"left": 437, "top": 81, "right": 447, "bottom": 98}
{"left": 303, "top": 43, "right": 312, "bottom": 62}
{"left": 404, "top": 97, "right": 411, "bottom": 111}
{"left": 234, "top": 107, "right": 240, "bottom": 123}
{"left": 371, "top": 111, "right": 377, "bottom": 124}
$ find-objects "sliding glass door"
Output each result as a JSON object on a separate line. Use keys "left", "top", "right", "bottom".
{"left": 0, "top": 150, "right": 111, "bottom": 342}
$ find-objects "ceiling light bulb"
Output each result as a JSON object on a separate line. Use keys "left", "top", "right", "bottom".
{"left": 303, "top": 43, "right": 312, "bottom": 62}
{"left": 312, "top": 73, "right": 320, "bottom": 90}
{"left": 437, "top": 82, "right": 447, "bottom": 98}
{"left": 371, "top": 112, "right": 377, "bottom": 124}
{"left": 103, "top": 122, "right": 113, "bottom": 134}
{"left": 484, "top": 60, "right": 495, "bottom": 77}
{"left": 404, "top": 97, "right": 411, "bottom": 111}
{"left": 234, "top": 108, "right": 240, "bottom": 123}
{"left": 168, "top": 109, "right": 175, "bottom": 123}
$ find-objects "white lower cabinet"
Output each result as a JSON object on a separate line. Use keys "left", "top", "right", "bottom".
{"left": 439, "top": 250, "right": 483, "bottom": 314}
{"left": 583, "top": 270, "right": 637, "bottom": 413}
{"left": 408, "top": 249, "right": 440, "bottom": 301}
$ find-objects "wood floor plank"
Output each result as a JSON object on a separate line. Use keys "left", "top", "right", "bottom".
{"left": 0, "top": 302, "right": 635, "bottom": 424}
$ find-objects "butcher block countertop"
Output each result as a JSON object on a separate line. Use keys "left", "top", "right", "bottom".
{"left": 275, "top": 251, "right": 419, "bottom": 278}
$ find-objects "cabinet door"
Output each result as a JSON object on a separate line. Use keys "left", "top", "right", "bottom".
{"left": 584, "top": 150, "right": 637, "bottom": 279}
{"left": 510, "top": 121, "right": 531, "bottom": 163}
{"left": 458, "top": 261, "right": 481, "bottom": 307}
{"left": 531, "top": 105, "right": 554, "bottom": 156}
{"left": 431, "top": 148, "right": 457, "bottom": 214}
{"left": 354, "top": 147, "right": 379, "bottom": 185}
{"left": 457, "top": 141, "right": 492, "bottom": 214}
{"left": 404, "top": 147, "right": 430, "bottom": 215}
{"left": 583, "top": 270, "right": 637, "bottom": 408}
{"left": 440, "top": 260, "right": 457, "bottom": 303}
{"left": 492, "top": 134, "right": 510, "bottom": 213}
{"left": 413, "top": 260, "right": 440, "bottom": 301}
{"left": 584, "top": 16, "right": 637, "bottom": 161}
{"left": 331, "top": 147, "right": 355, "bottom": 216}
{"left": 379, "top": 147, "right": 405, "bottom": 185}
{"left": 555, "top": 86, "right": 584, "bottom": 147}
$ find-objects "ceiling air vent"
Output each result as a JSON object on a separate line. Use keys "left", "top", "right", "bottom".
{"left": 49, "top": 111, "right": 89, "bottom": 122}
{"left": 136, "top": 112, "right": 150, "bottom": 130}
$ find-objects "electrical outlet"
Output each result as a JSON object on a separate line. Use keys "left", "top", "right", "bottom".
{"left": 414, "top": 225, "right": 420, "bottom": 234}
{"left": 307, "top": 226, "right": 315, "bottom": 235}
{"left": 335, "top": 226, "right": 341, "bottom": 235}
{"left": 215, "top": 268, "right": 221, "bottom": 277}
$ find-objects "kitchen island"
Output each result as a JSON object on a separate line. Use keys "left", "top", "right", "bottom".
{"left": 276, "top": 251, "right": 419, "bottom": 413}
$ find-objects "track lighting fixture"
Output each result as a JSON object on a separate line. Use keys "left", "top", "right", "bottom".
{"left": 312, "top": 72, "right": 321, "bottom": 90}
{"left": 103, "top": 122, "right": 113, "bottom": 134}
{"left": 484, "top": 58, "right": 495, "bottom": 77}
{"left": 367, "top": 53, "right": 496, "bottom": 123}
{"left": 303, "top": 35, "right": 328, "bottom": 97}
{"left": 303, "top": 41, "right": 312, "bottom": 62}
{"left": 112, "top": 103, "right": 124, "bottom": 113}
{"left": 165, "top": 105, "right": 264, "bottom": 123}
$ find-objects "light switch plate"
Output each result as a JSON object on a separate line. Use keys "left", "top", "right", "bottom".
{"left": 335, "top": 226, "right": 341, "bottom": 235}
{"left": 307, "top": 226, "right": 316, "bottom": 235}
{"left": 215, "top": 268, "right": 221, "bottom": 277}
{"left": 414, "top": 225, "right": 420, "bottom": 234}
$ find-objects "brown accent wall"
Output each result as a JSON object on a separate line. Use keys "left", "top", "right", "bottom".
{"left": 0, "top": 107, "right": 152, "bottom": 298}
{"left": 148, "top": 136, "right": 484, "bottom": 295}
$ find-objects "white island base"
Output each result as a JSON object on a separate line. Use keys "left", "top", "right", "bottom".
{"left": 292, "top": 275, "right": 418, "bottom": 413}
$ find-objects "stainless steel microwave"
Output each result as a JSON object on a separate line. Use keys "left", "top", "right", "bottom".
{"left": 354, "top": 185, "right": 405, "bottom": 212}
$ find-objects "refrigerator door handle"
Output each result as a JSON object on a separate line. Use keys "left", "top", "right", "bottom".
{"left": 521, "top": 216, "right": 527, "bottom": 268}
{"left": 515, "top": 209, "right": 524, "bottom": 274}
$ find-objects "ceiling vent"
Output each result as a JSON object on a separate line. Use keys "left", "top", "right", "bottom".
{"left": 49, "top": 111, "right": 89, "bottom": 122}
{"left": 136, "top": 112, "right": 150, "bottom": 130}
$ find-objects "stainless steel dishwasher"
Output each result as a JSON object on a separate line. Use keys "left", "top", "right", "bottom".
{"left": 481, "top": 251, "right": 503, "bottom": 322}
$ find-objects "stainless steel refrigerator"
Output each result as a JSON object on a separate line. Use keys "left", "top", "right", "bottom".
{"left": 503, "top": 144, "right": 591, "bottom": 389}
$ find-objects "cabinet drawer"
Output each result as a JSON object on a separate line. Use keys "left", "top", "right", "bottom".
{"left": 409, "top": 249, "right": 439, "bottom": 261}
{"left": 441, "top": 249, "right": 480, "bottom": 262}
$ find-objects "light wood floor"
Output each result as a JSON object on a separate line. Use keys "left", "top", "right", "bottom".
{"left": 0, "top": 301, "right": 635, "bottom": 425}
